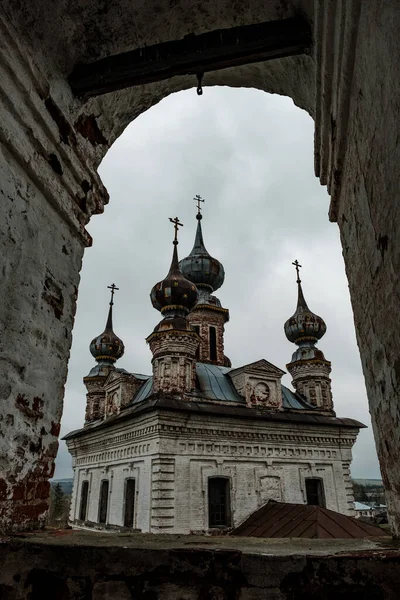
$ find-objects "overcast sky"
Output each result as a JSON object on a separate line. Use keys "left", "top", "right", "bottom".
{"left": 56, "top": 87, "right": 381, "bottom": 481}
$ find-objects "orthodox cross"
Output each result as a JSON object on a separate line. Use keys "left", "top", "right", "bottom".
{"left": 107, "top": 283, "right": 119, "bottom": 306}
{"left": 193, "top": 194, "right": 205, "bottom": 215}
{"left": 169, "top": 216, "right": 183, "bottom": 244}
{"left": 292, "top": 260, "right": 302, "bottom": 284}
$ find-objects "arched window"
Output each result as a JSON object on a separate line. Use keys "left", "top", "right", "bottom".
{"left": 98, "top": 480, "right": 109, "bottom": 524}
{"left": 79, "top": 480, "right": 89, "bottom": 521}
{"left": 208, "top": 477, "right": 231, "bottom": 528}
{"left": 124, "top": 479, "right": 136, "bottom": 528}
{"left": 305, "top": 478, "right": 325, "bottom": 507}
{"left": 209, "top": 326, "right": 217, "bottom": 361}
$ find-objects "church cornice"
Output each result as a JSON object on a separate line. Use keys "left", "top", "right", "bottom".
{"left": 287, "top": 358, "right": 332, "bottom": 368}
{"left": 68, "top": 418, "right": 359, "bottom": 463}
{"left": 65, "top": 394, "right": 365, "bottom": 442}
{"left": 147, "top": 330, "right": 200, "bottom": 343}
{"left": 191, "top": 305, "right": 229, "bottom": 317}
{"left": 66, "top": 402, "right": 362, "bottom": 458}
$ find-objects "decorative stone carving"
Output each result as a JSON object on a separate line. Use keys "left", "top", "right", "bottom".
{"left": 287, "top": 360, "right": 333, "bottom": 412}
{"left": 148, "top": 330, "right": 199, "bottom": 394}
{"left": 84, "top": 371, "right": 148, "bottom": 423}
{"left": 228, "top": 360, "right": 285, "bottom": 409}
{"left": 259, "top": 476, "right": 282, "bottom": 504}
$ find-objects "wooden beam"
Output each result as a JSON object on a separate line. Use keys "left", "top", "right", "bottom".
{"left": 69, "top": 17, "right": 311, "bottom": 98}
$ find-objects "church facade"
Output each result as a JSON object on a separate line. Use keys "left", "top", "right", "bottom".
{"left": 65, "top": 205, "right": 364, "bottom": 534}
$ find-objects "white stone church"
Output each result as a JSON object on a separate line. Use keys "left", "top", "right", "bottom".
{"left": 65, "top": 204, "right": 364, "bottom": 534}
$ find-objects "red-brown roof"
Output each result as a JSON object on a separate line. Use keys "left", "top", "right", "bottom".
{"left": 232, "top": 501, "right": 388, "bottom": 539}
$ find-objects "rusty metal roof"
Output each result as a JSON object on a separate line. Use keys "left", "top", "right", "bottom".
{"left": 232, "top": 501, "right": 388, "bottom": 539}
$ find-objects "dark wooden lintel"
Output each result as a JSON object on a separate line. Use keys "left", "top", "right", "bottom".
{"left": 69, "top": 17, "right": 311, "bottom": 98}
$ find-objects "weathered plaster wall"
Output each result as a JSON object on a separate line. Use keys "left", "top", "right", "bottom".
{"left": 0, "top": 145, "right": 84, "bottom": 530}
{"left": 0, "top": 12, "right": 107, "bottom": 532}
{"left": 67, "top": 410, "right": 357, "bottom": 533}
{"left": 334, "top": 1, "right": 400, "bottom": 535}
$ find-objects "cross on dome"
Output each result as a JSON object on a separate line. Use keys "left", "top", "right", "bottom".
{"left": 169, "top": 216, "right": 183, "bottom": 244}
{"left": 107, "top": 283, "right": 119, "bottom": 306}
{"left": 292, "top": 259, "right": 302, "bottom": 284}
{"left": 193, "top": 194, "right": 205, "bottom": 219}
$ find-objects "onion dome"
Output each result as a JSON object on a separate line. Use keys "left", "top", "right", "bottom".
{"left": 284, "top": 263, "right": 327, "bottom": 345}
{"left": 179, "top": 212, "right": 225, "bottom": 292}
{"left": 150, "top": 218, "right": 198, "bottom": 315}
{"left": 89, "top": 284, "right": 125, "bottom": 365}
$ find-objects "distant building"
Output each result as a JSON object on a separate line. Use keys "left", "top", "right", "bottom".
{"left": 354, "top": 502, "right": 374, "bottom": 519}
{"left": 65, "top": 204, "right": 364, "bottom": 534}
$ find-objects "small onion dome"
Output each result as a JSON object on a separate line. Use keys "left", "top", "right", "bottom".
{"left": 179, "top": 215, "right": 225, "bottom": 292}
{"left": 284, "top": 282, "right": 327, "bottom": 345}
{"left": 89, "top": 304, "right": 125, "bottom": 364}
{"left": 150, "top": 242, "right": 198, "bottom": 314}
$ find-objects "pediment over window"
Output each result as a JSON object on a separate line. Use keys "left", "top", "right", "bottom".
{"left": 228, "top": 359, "right": 285, "bottom": 379}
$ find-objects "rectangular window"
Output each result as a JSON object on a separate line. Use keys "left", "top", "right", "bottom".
{"left": 208, "top": 477, "right": 231, "bottom": 528}
{"left": 209, "top": 326, "right": 217, "bottom": 361}
{"left": 305, "top": 478, "right": 325, "bottom": 507}
{"left": 79, "top": 480, "right": 89, "bottom": 521}
{"left": 98, "top": 480, "right": 109, "bottom": 524}
{"left": 124, "top": 479, "right": 136, "bottom": 528}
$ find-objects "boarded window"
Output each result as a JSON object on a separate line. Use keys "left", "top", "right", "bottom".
{"left": 208, "top": 477, "right": 231, "bottom": 528}
{"left": 98, "top": 480, "right": 109, "bottom": 523}
{"left": 124, "top": 479, "right": 136, "bottom": 528}
{"left": 305, "top": 478, "right": 325, "bottom": 507}
{"left": 79, "top": 480, "right": 89, "bottom": 521}
{"left": 209, "top": 326, "right": 217, "bottom": 361}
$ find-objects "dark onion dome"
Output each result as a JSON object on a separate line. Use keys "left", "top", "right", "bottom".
{"left": 284, "top": 281, "right": 327, "bottom": 345}
{"left": 89, "top": 302, "right": 124, "bottom": 364}
{"left": 179, "top": 214, "right": 225, "bottom": 292}
{"left": 150, "top": 241, "right": 198, "bottom": 314}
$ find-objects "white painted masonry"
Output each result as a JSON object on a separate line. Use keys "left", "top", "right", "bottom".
{"left": 67, "top": 407, "right": 358, "bottom": 533}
